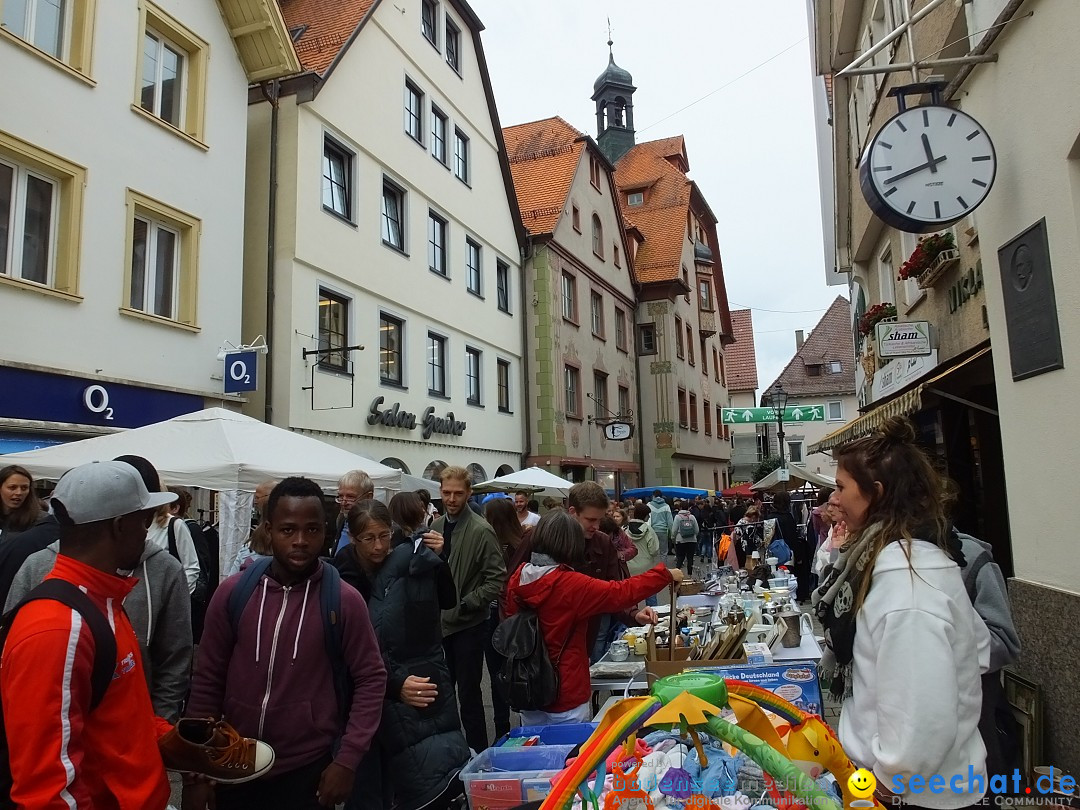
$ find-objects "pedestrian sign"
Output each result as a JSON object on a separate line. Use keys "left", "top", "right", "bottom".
{"left": 720, "top": 406, "right": 826, "bottom": 424}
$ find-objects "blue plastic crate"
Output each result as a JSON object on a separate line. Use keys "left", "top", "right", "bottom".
{"left": 499, "top": 722, "right": 597, "bottom": 747}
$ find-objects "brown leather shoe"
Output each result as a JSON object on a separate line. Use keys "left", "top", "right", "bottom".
{"left": 160, "top": 718, "right": 275, "bottom": 784}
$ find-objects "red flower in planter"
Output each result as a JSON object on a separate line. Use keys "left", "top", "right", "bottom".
{"left": 898, "top": 232, "right": 956, "bottom": 280}
{"left": 858, "top": 303, "right": 898, "bottom": 337}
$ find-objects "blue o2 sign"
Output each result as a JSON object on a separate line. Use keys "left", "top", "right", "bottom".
{"left": 0, "top": 366, "right": 204, "bottom": 429}
{"left": 223, "top": 351, "right": 258, "bottom": 394}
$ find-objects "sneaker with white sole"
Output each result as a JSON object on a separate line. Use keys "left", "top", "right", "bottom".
{"left": 159, "top": 717, "right": 275, "bottom": 784}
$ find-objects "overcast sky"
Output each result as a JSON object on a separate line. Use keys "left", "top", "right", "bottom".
{"left": 470, "top": 0, "right": 845, "bottom": 399}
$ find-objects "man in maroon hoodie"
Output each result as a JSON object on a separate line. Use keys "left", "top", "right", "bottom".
{"left": 183, "top": 477, "right": 386, "bottom": 810}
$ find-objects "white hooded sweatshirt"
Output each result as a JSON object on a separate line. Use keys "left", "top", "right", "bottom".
{"left": 839, "top": 540, "right": 991, "bottom": 809}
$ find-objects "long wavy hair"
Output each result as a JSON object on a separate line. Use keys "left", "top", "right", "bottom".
{"left": 0, "top": 465, "right": 40, "bottom": 531}
{"left": 485, "top": 497, "right": 523, "bottom": 553}
{"left": 833, "top": 416, "right": 956, "bottom": 611}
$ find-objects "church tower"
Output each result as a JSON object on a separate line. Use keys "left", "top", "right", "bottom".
{"left": 592, "top": 38, "right": 636, "bottom": 164}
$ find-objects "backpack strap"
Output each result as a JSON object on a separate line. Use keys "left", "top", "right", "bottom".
{"left": 0, "top": 580, "right": 116, "bottom": 710}
{"left": 319, "top": 563, "right": 351, "bottom": 726}
{"left": 226, "top": 556, "right": 273, "bottom": 638}
{"left": 166, "top": 517, "right": 179, "bottom": 561}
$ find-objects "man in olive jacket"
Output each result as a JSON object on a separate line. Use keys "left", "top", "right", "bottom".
{"left": 430, "top": 466, "right": 506, "bottom": 753}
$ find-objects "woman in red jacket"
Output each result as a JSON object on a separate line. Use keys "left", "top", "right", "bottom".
{"left": 504, "top": 510, "right": 681, "bottom": 725}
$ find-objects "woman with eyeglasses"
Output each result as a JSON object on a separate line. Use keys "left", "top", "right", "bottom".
{"left": 331, "top": 496, "right": 467, "bottom": 810}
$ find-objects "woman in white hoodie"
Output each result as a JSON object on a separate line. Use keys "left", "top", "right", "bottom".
{"left": 813, "top": 417, "right": 990, "bottom": 810}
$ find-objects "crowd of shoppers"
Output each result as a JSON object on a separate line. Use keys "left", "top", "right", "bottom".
{"left": 0, "top": 418, "right": 1020, "bottom": 809}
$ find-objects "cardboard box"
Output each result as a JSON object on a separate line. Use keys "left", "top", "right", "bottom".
{"left": 742, "top": 643, "right": 773, "bottom": 664}
{"left": 691, "top": 662, "right": 825, "bottom": 718}
{"left": 644, "top": 656, "right": 747, "bottom": 687}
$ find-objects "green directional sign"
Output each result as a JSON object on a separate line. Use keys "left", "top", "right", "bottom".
{"left": 720, "top": 405, "right": 826, "bottom": 424}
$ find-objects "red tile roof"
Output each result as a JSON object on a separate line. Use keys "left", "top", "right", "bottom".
{"left": 502, "top": 117, "right": 586, "bottom": 237}
{"left": 762, "top": 296, "right": 855, "bottom": 397}
{"left": 279, "top": 0, "right": 377, "bottom": 76}
{"left": 726, "top": 309, "right": 758, "bottom": 392}
{"left": 613, "top": 137, "right": 693, "bottom": 284}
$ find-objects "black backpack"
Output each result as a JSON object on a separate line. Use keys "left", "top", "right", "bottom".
{"left": 0, "top": 580, "right": 116, "bottom": 808}
{"left": 167, "top": 517, "right": 211, "bottom": 605}
{"left": 491, "top": 599, "right": 572, "bottom": 712}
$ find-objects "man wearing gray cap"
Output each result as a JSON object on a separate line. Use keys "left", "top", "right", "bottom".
{"left": 0, "top": 461, "right": 274, "bottom": 808}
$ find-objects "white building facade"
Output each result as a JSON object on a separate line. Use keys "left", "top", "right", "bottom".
{"left": 243, "top": 0, "right": 525, "bottom": 481}
{"left": 0, "top": 0, "right": 297, "bottom": 449}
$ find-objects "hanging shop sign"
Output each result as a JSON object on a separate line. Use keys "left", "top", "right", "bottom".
{"left": 602, "top": 421, "right": 634, "bottom": 441}
{"left": 367, "top": 396, "right": 466, "bottom": 440}
{"left": 223, "top": 351, "right": 259, "bottom": 394}
{"left": 875, "top": 321, "right": 932, "bottom": 358}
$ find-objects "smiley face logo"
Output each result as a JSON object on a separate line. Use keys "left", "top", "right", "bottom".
{"left": 848, "top": 769, "right": 877, "bottom": 799}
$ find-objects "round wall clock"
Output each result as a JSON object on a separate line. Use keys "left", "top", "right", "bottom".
{"left": 859, "top": 104, "right": 996, "bottom": 233}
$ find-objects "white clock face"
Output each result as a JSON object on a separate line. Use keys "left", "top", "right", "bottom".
{"left": 862, "top": 105, "right": 996, "bottom": 229}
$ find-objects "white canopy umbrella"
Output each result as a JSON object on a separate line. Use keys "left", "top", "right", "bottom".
{"left": 473, "top": 466, "right": 574, "bottom": 496}
{"left": 1, "top": 408, "right": 402, "bottom": 575}
{"left": 0, "top": 407, "right": 401, "bottom": 492}
{"left": 750, "top": 466, "right": 836, "bottom": 493}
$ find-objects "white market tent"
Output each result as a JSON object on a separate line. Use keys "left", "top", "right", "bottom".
{"left": 0, "top": 407, "right": 401, "bottom": 492}
{"left": 1, "top": 408, "right": 402, "bottom": 575}
{"left": 472, "top": 466, "right": 574, "bottom": 496}
{"left": 751, "top": 465, "right": 836, "bottom": 493}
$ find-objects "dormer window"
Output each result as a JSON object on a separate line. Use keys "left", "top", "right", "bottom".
{"left": 806, "top": 364, "right": 822, "bottom": 377}
{"left": 627, "top": 191, "right": 643, "bottom": 206}
{"left": 828, "top": 360, "right": 843, "bottom": 374}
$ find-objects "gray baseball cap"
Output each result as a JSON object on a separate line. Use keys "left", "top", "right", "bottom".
{"left": 52, "top": 461, "right": 177, "bottom": 524}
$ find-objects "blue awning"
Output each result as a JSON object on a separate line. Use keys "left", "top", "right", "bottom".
{"left": 0, "top": 435, "right": 67, "bottom": 455}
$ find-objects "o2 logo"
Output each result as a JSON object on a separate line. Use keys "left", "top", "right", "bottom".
{"left": 82, "top": 385, "right": 115, "bottom": 421}
{"left": 229, "top": 359, "right": 252, "bottom": 386}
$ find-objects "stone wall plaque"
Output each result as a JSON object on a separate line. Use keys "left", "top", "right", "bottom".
{"left": 997, "top": 219, "right": 1064, "bottom": 381}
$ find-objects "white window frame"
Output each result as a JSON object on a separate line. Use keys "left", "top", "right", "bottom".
{"left": 627, "top": 191, "right": 643, "bottom": 206}
{"left": 2, "top": 0, "right": 71, "bottom": 60}
{"left": 561, "top": 272, "right": 576, "bottom": 321}
{"left": 0, "top": 156, "right": 59, "bottom": 287}
{"left": 827, "top": 400, "right": 844, "bottom": 422}
{"left": 141, "top": 27, "right": 187, "bottom": 129}
{"left": 590, "top": 290, "right": 603, "bottom": 337}
{"left": 614, "top": 307, "right": 627, "bottom": 350}
{"left": 129, "top": 212, "right": 181, "bottom": 320}
{"left": 465, "top": 346, "right": 482, "bottom": 405}
{"left": 564, "top": 365, "right": 580, "bottom": 416}
{"left": 787, "top": 440, "right": 805, "bottom": 465}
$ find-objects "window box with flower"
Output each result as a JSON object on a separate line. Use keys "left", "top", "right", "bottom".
{"left": 898, "top": 232, "right": 959, "bottom": 289}
{"left": 858, "top": 302, "right": 897, "bottom": 339}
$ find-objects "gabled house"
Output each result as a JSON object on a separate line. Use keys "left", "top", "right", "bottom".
{"left": 0, "top": 0, "right": 298, "bottom": 450}
{"left": 761, "top": 296, "right": 856, "bottom": 475}
{"left": 591, "top": 51, "right": 736, "bottom": 491}
{"left": 503, "top": 116, "right": 640, "bottom": 492}
{"left": 242, "top": 0, "right": 526, "bottom": 482}
{"left": 725, "top": 309, "right": 760, "bottom": 483}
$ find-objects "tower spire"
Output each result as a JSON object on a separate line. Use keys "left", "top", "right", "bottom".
{"left": 607, "top": 17, "right": 613, "bottom": 60}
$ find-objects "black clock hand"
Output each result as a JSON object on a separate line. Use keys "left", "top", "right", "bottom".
{"left": 885, "top": 154, "right": 947, "bottom": 185}
{"left": 921, "top": 134, "right": 939, "bottom": 174}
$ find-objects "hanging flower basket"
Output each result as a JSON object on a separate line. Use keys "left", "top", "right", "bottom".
{"left": 898, "top": 232, "right": 959, "bottom": 289}
{"left": 916, "top": 248, "right": 960, "bottom": 289}
{"left": 858, "top": 303, "right": 898, "bottom": 338}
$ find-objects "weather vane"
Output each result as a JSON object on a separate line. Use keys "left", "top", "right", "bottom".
{"left": 607, "top": 17, "right": 613, "bottom": 54}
